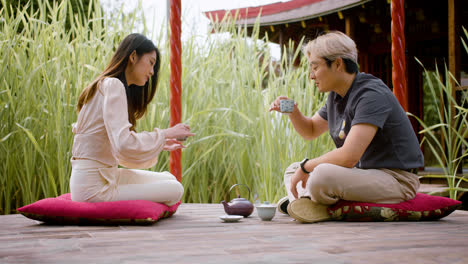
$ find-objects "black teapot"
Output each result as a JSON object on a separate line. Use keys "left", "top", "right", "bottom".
{"left": 221, "top": 184, "right": 254, "bottom": 217}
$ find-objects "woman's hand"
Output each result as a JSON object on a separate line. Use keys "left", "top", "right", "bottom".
{"left": 164, "top": 123, "right": 195, "bottom": 140}
{"left": 163, "top": 138, "right": 185, "bottom": 151}
{"left": 269, "top": 95, "right": 295, "bottom": 112}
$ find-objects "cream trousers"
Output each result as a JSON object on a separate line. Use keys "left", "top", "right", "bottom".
{"left": 70, "top": 159, "right": 184, "bottom": 206}
{"left": 284, "top": 162, "right": 420, "bottom": 205}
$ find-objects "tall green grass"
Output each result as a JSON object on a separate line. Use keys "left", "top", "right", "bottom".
{"left": 0, "top": 0, "right": 333, "bottom": 214}
{"left": 409, "top": 27, "right": 468, "bottom": 200}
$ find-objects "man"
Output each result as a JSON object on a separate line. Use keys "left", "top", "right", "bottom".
{"left": 269, "top": 31, "right": 423, "bottom": 223}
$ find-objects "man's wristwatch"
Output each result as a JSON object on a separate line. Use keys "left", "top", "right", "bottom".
{"left": 300, "top": 158, "right": 311, "bottom": 174}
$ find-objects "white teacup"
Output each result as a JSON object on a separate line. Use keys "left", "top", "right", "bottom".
{"left": 280, "top": 99, "right": 294, "bottom": 114}
{"left": 256, "top": 201, "right": 277, "bottom": 221}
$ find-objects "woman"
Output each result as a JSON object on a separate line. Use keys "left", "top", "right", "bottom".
{"left": 270, "top": 31, "right": 422, "bottom": 223}
{"left": 70, "top": 33, "right": 194, "bottom": 206}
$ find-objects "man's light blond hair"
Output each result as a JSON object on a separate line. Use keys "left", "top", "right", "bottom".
{"left": 303, "top": 31, "right": 358, "bottom": 64}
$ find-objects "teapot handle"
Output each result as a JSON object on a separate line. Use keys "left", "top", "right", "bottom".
{"left": 228, "top": 184, "right": 251, "bottom": 200}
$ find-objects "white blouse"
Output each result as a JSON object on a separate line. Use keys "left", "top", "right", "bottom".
{"left": 72, "top": 77, "right": 166, "bottom": 169}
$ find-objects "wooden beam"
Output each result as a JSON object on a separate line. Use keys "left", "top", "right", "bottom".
{"left": 448, "top": 0, "right": 462, "bottom": 173}
{"left": 279, "top": 27, "right": 284, "bottom": 60}
{"left": 448, "top": 0, "right": 460, "bottom": 99}
{"left": 345, "top": 16, "right": 355, "bottom": 39}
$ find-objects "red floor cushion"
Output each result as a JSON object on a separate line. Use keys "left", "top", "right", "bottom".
{"left": 328, "top": 193, "right": 461, "bottom": 221}
{"left": 17, "top": 193, "right": 180, "bottom": 225}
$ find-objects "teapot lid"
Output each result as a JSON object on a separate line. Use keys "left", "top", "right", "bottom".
{"left": 232, "top": 196, "right": 250, "bottom": 202}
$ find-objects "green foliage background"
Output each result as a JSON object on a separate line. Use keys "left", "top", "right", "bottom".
{"left": 0, "top": 0, "right": 334, "bottom": 214}
{"left": 1, "top": 0, "right": 97, "bottom": 32}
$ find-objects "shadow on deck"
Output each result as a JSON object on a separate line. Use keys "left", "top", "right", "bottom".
{"left": 1, "top": 203, "right": 468, "bottom": 263}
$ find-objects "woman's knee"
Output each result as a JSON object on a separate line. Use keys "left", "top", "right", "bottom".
{"left": 169, "top": 180, "right": 184, "bottom": 201}
{"left": 161, "top": 171, "right": 178, "bottom": 181}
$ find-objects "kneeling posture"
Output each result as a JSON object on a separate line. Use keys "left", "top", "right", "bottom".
{"left": 70, "top": 33, "right": 194, "bottom": 205}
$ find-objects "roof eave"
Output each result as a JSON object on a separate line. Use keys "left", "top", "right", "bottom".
{"left": 212, "top": 0, "right": 372, "bottom": 27}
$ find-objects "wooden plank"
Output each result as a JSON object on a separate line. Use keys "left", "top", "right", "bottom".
{"left": 1, "top": 204, "right": 468, "bottom": 263}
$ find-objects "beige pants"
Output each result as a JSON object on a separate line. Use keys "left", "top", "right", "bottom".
{"left": 70, "top": 159, "right": 184, "bottom": 206}
{"left": 284, "top": 162, "right": 420, "bottom": 205}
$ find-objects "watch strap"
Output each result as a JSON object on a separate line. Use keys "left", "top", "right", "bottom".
{"left": 300, "top": 158, "right": 310, "bottom": 174}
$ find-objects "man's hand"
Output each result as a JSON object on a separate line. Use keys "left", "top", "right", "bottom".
{"left": 290, "top": 167, "right": 310, "bottom": 199}
{"left": 269, "top": 95, "right": 294, "bottom": 112}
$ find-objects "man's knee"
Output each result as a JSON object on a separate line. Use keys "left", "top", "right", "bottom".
{"left": 308, "top": 163, "right": 338, "bottom": 189}
{"left": 284, "top": 162, "right": 300, "bottom": 180}
{"left": 307, "top": 163, "right": 342, "bottom": 204}
{"left": 285, "top": 162, "right": 300, "bottom": 174}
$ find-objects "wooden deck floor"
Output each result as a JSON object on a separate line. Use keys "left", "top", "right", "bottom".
{"left": 1, "top": 203, "right": 468, "bottom": 264}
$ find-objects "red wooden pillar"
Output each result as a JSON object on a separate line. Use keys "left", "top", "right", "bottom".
{"left": 169, "top": 0, "right": 182, "bottom": 181}
{"left": 391, "top": 0, "right": 408, "bottom": 111}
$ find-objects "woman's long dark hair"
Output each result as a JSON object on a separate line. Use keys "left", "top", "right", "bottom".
{"left": 77, "top": 33, "right": 161, "bottom": 131}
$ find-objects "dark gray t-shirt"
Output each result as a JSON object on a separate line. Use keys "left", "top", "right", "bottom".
{"left": 318, "top": 72, "right": 424, "bottom": 169}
